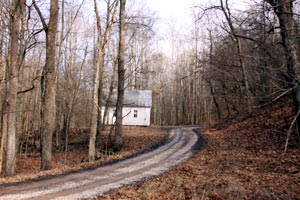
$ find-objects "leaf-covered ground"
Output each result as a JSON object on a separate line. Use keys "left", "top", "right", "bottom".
{"left": 99, "top": 101, "right": 300, "bottom": 199}
{"left": 0, "top": 126, "right": 168, "bottom": 184}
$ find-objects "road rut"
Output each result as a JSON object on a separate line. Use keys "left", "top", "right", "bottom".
{"left": 0, "top": 127, "right": 199, "bottom": 200}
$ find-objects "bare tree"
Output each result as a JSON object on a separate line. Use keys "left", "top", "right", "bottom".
{"left": 4, "top": 0, "right": 25, "bottom": 176}
{"left": 0, "top": 1, "right": 9, "bottom": 174}
{"left": 114, "top": 0, "right": 126, "bottom": 152}
{"left": 33, "top": 0, "right": 59, "bottom": 170}
{"left": 89, "top": 0, "right": 119, "bottom": 161}
{"left": 265, "top": 0, "right": 300, "bottom": 133}
{"left": 218, "top": 0, "right": 252, "bottom": 115}
{"left": 54, "top": 0, "right": 65, "bottom": 149}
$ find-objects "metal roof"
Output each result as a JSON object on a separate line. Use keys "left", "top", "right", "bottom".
{"left": 102, "top": 89, "right": 152, "bottom": 107}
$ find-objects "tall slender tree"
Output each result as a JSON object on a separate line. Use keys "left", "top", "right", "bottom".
{"left": 89, "top": 0, "right": 119, "bottom": 161}
{"left": 0, "top": 2, "right": 8, "bottom": 175}
{"left": 33, "top": 0, "right": 59, "bottom": 170}
{"left": 114, "top": 0, "right": 126, "bottom": 152}
{"left": 4, "top": 0, "right": 24, "bottom": 176}
{"left": 219, "top": 0, "right": 252, "bottom": 115}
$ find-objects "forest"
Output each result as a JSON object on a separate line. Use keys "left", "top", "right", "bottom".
{"left": 0, "top": 0, "right": 300, "bottom": 185}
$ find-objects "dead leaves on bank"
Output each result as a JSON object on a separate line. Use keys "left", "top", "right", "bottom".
{"left": 101, "top": 99, "right": 300, "bottom": 200}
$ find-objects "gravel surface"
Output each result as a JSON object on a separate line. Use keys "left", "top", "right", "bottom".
{"left": 0, "top": 127, "right": 199, "bottom": 200}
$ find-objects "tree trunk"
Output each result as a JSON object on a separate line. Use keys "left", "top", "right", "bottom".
{"left": 103, "top": 60, "right": 117, "bottom": 127}
{"left": 0, "top": 13, "right": 7, "bottom": 174}
{"left": 5, "top": 0, "right": 24, "bottom": 176}
{"left": 0, "top": 64, "right": 7, "bottom": 175}
{"left": 208, "top": 30, "right": 221, "bottom": 121}
{"left": 15, "top": 4, "right": 27, "bottom": 156}
{"left": 114, "top": 0, "right": 126, "bottom": 152}
{"left": 265, "top": 0, "right": 300, "bottom": 134}
{"left": 54, "top": 0, "right": 65, "bottom": 150}
{"left": 39, "top": 0, "right": 59, "bottom": 170}
{"left": 88, "top": 44, "right": 102, "bottom": 161}
{"left": 0, "top": 104, "right": 7, "bottom": 174}
{"left": 89, "top": 0, "right": 119, "bottom": 161}
{"left": 219, "top": 0, "right": 252, "bottom": 115}
{"left": 96, "top": 51, "right": 105, "bottom": 146}
{"left": 89, "top": 0, "right": 103, "bottom": 162}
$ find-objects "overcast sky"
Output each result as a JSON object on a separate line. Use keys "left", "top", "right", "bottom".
{"left": 148, "top": 0, "right": 195, "bottom": 24}
{"left": 145, "top": 0, "right": 195, "bottom": 53}
{"left": 148, "top": 0, "right": 195, "bottom": 32}
{"left": 145, "top": 0, "right": 251, "bottom": 53}
{"left": 147, "top": 0, "right": 250, "bottom": 21}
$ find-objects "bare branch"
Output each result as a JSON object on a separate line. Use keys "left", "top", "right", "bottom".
{"left": 32, "top": 0, "right": 47, "bottom": 31}
{"left": 62, "top": 0, "right": 85, "bottom": 41}
{"left": 17, "top": 75, "right": 40, "bottom": 95}
{"left": 0, "top": 0, "right": 12, "bottom": 15}
{"left": 94, "top": 0, "right": 103, "bottom": 43}
{"left": 283, "top": 107, "right": 300, "bottom": 155}
{"left": 103, "top": 0, "right": 119, "bottom": 49}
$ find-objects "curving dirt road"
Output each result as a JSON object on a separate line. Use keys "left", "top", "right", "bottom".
{"left": 0, "top": 127, "right": 199, "bottom": 200}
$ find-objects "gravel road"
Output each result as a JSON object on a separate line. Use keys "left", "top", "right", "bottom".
{"left": 0, "top": 127, "right": 199, "bottom": 200}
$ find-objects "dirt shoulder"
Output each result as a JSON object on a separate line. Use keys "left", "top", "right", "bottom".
{"left": 100, "top": 104, "right": 300, "bottom": 199}
{"left": 0, "top": 128, "right": 199, "bottom": 200}
{"left": 0, "top": 126, "right": 168, "bottom": 185}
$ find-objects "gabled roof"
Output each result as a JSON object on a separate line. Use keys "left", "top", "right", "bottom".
{"left": 102, "top": 89, "right": 152, "bottom": 107}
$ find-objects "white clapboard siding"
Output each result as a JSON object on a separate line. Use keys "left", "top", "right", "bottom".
{"left": 100, "top": 90, "right": 152, "bottom": 126}
{"left": 102, "top": 106, "right": 151, "bottom": 126}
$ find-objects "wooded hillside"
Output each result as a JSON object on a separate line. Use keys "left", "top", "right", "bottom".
{"left": 101, "top": 97, "right": 300, "bottom": 199}
{"left": 0, "top": 0, "right": 300, "bottom": 177}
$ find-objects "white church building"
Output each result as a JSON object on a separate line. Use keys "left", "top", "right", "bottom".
{"left": 101, "top": 90, "right": 152, "bottom": 126}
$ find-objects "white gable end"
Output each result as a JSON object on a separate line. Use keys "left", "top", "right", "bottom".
{"left": 100, "top": 89, "right": 152, "bottom": 126}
